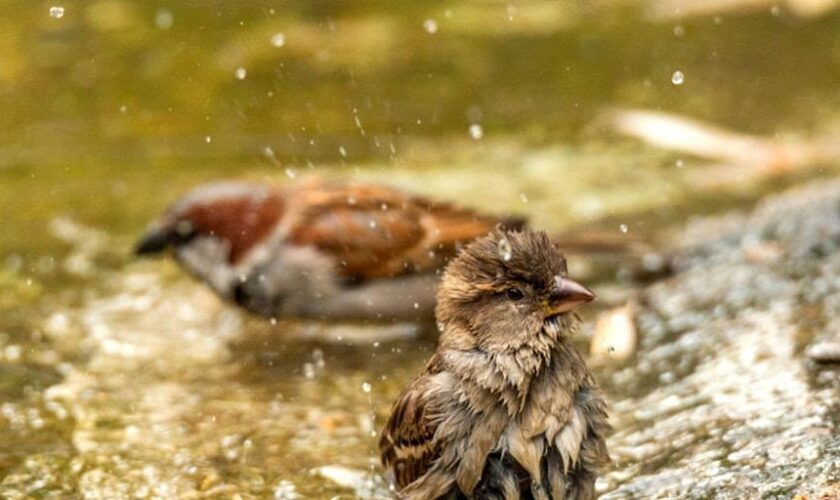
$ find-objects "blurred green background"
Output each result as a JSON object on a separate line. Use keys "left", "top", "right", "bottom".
{"left": 3, "top": 0, "right": 840, "bottom": 263}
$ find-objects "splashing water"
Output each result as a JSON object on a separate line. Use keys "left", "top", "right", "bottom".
{"left": 671, "top": 70, "right": 685, "bottom": 85}
{"left": 273, "top": 480, "right": 299, "bottom": 499}
{"left": 468, "top": 124, "right": 484, "bottom": 140}
{"left": 49, "top": 6, "right": 64, "bottom": 18}
{"left": 497, "top": 237, "right": 512, "bottom": 261}
{"left": 155, "top": 9, "right": 173, "bottom": 30}
{"left": 423, "top": 19, "right": 438, "bottom": 34}
{"left": 271, "top": 33, "right": 286, "bottom": 48}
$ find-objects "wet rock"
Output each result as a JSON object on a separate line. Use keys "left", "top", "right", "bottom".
{"left": 601, "top": 180, "right": 840, "bottom": 498}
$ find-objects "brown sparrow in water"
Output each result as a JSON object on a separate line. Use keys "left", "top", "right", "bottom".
{"left": 135, "top": 179, "right": 520, "bottom": 322}
{"left": 379, "top": 229, "right": 610, "bottom": 499}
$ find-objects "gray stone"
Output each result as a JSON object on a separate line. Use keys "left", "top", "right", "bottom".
{"left": 600, "top": 180, "right": 840, "bottom": 499}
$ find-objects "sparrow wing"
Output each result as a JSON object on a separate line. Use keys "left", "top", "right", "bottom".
{"left": 286, "top": 182, "right": 508, "bottom": 279}
{"left": 379, "top": 373, "right": 446, "bottom": 489}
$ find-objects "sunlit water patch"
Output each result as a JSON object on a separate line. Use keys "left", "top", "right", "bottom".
{"left": 2, "top": 265, "right": 430, "bottom": 498}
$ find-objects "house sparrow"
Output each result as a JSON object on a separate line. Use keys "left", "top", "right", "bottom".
{"left": 379, "top": 229, "right": 610, "bottom": 499}
{"left": 135, "top": 180, "right": 519, "bottom": 322}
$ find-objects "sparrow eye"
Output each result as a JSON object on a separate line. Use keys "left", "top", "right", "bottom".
{"left": 175, "top": 220, "right": 195, "bottom": 238}
{"left": 506, "top": 288, "right": 524, "bottom": 301}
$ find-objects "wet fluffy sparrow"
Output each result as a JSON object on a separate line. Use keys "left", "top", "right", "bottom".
{"left": 135, "top": 179, "right": 518, "bottom": 322}
{"left": 379, "top": 229, "right": 610, "bottom": 499}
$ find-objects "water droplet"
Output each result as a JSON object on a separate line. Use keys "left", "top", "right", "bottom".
{"left": 519, "top": 193, "right": 529, "bottom": 203}
{"left": 469, "top": 124, "right": 484, "bottom": 140}
{"left": 673, "top": 24, "right": 685, "bottom": 37}
{"left": 507, "top": 5, "right": 517, "bottom": 20}
{"left": 353, "top": 114, "right": 366, "bottom": 136}
{"left": 423, "top": 19, "right": 438, "bottom": 34}
{"left": 271, "top": 32, "right": 286, "bottom": 47}
{"left": 205, "top": 136, "right": 212, "bottom": 144}
{"left": 274, "top": 479, "right": 298, "bottom": 500}
{"left": 339, "top": 146, "right": 347, "bottom": 157}
{"left": 619, "top": 224, "right": 629, "bottom": 233}
{"left": 313, "top": 349, "right": 325, "bottom": 369}
{"left": 675, "top": 159, "right": 684, "bottom": 168}
{"left": 261, "top": 147, "right": 279, "bottom": 166}
{"left": 671, "top": 70, "right": 684, "bottom": 85}
{"left": 368, "top": 220, "right": 377, "bottom": 229}
{"left": 119, "top": 105, "right": 127, "bottom": 114}
{"left": 235, "top": 67, "right": 247, "bottom": 80}
{"left": 285, "top": 168, "right": 296, "bottom": 179}
{"left": 155, "top": 9, "right": 173, "bottom": 29}
{"left": 770, "top": 5, "right": 782, "bottom": 16}
{"left": 361, "top": 382, "right": 372, "bottom": 393}
{"left": 49, "top": 6, "right": 65, "bottom": 19}
{"left": 303, "top": 363, "right": 316, "bottom": 379}
{"left": 4, "top": 345, "right": 22, "bottom": 361}
{"left": 270, "top": 317, "right": 277, "bottom": 325}
{"left": 497, "top": 237, "right": 512, "bottom": 262}
{"left": 594, "top": 477, "right": 610, "bottom": 492}
{"left": 413, "top": 302, "right": 419, "bottom": 309}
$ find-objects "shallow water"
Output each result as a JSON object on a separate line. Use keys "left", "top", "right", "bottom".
{"left": 1, "top": 2, "right": 840, "bottom": 498}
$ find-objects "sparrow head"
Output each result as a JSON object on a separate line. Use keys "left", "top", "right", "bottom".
{"left": 436, "top": 228, "right": 595, "bottom": 350}
{"left": 134, "top": 182, "right": 284, "bottom": 264}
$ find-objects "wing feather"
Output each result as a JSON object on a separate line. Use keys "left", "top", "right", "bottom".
{"left": 286, "top": 182, "right": 506, "bottom": 279}
{"left": 379, "top": 374, "right": 446, "bottom": 489}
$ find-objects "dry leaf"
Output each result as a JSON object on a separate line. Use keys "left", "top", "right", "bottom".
{"left": 591, "top": 302, "right": 638, "bottom": 360}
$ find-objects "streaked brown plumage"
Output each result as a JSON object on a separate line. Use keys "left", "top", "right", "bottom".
{"left": 135, "top": 179, "right": 519, "bottom": 321}
{"left": 282, "top": 181, "right": 507, "bottom": 279}
{"left": 379, "top": 229, "right": 610, "bottom": 499}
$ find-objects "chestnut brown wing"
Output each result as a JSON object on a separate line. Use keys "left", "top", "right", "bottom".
{"left": 379, "top": 374, "right": 445, "bottom": 489}
{"left": 286, "top": 182, "right": 504, "bottom": 279}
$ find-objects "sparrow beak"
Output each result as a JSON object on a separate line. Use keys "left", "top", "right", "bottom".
{"left": 134, "top": 226, "right": 171, "bottom": 255}
{"left": 545, "top": 276, "right": 596, "bottom": 316}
